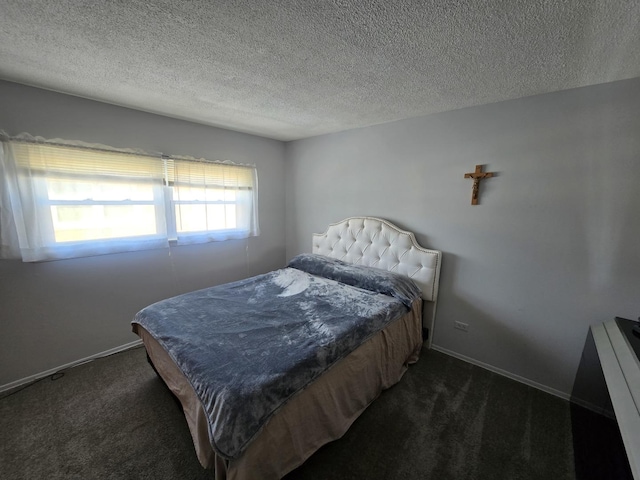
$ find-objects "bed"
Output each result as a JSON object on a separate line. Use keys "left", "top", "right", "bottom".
{"left": 132, "top": 217, "right": 441, "bottom": 479}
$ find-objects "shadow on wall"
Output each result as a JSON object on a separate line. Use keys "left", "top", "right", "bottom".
{"left": 570, "top": 329, "right": 633, "bottom": 480}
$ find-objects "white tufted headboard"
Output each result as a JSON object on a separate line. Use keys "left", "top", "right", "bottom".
{"left": 312, "top": 217, "right": 442, "bottom": 345}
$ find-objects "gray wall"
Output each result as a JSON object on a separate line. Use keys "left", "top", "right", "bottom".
{"left": 285, "top": 77, "right": 640, "bottom": 400}
{"left": 3, "top": 76, "right": 639, "bottom": 403}
{"left": 0, "top": 81, "right": 286, "bottom": 387}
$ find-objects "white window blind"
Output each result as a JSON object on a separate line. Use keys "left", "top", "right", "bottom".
{"left": 0, "top": 135, "right": 259, "bottom": 262}
{"left": 168, "top": 159, "right": 259, "bottom": 243}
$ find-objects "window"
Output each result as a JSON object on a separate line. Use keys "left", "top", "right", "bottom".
{"left": 47, "top": 177, "right": 160, "bottom": 242}
{"left": 168, "top": 159, "right": 259, "bottom": 244}
{"left": 0, "top": 136, "right": 259, "bottom": 262}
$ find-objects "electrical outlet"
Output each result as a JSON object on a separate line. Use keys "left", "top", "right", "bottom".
{"left": 454, "top": 321, "right": 469, "bottom": 332}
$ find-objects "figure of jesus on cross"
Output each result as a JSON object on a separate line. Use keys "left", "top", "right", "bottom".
{"left": 464, "top": 164, "right": 495, "bottom": 205}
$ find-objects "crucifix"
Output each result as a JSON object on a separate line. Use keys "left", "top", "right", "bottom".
{"left": 464, "top": 164, "right": 495, "bottom": 205}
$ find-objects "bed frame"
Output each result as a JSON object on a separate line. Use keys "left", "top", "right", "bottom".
{"left": 312, "top": 216, "right": 442, "bottom": 347}
{"left": 138, "top": 216, "right": 442, "bottom": 479}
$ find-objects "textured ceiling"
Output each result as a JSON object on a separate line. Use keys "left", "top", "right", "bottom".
{"left": 1, "top": 1, "right": 639, "bottom": 141}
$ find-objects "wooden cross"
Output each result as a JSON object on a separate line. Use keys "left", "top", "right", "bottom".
{"left": 464, "top": 165, "right": 495, "bottom": 205}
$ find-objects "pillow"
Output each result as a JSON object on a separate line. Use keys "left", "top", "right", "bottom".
{"left": 288, "top": 253, "right": 421, "bottom": 308}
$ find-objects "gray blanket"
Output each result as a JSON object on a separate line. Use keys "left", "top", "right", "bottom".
{"left": 132, "top": 254, "right": 421, "bottom": 459}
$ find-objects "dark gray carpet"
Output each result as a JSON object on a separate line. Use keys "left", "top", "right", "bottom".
{"left": 1, "top": 346, "right": 587, "bottom": 479}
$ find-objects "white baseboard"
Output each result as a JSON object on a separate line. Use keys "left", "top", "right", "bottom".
{"left": 570, "top": 395, "right": 615, "bottom": 419}
{"left": 430, "top": 345, "right": 616, "bottom": 418}
{"left": 0, "top": 339, "right": 143, "bottom": 394}
{"left": 431, "top": 344, "right": 571, "bottom": 401}
{"left": 3, "top": 339, "right": 616, "bottom": 420}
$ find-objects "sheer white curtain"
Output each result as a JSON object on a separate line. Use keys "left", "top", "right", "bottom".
{"left": 169, "top": 158, "right": 260, "bottom": 244}
{"left": 0, "top": 133, "right": 260, "bottom": 262}
{"left": 0, "top": 134, "right": 168, "bottom": 262}
{"left": 0, "top": 142, "right": 22, "bottom": 259}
